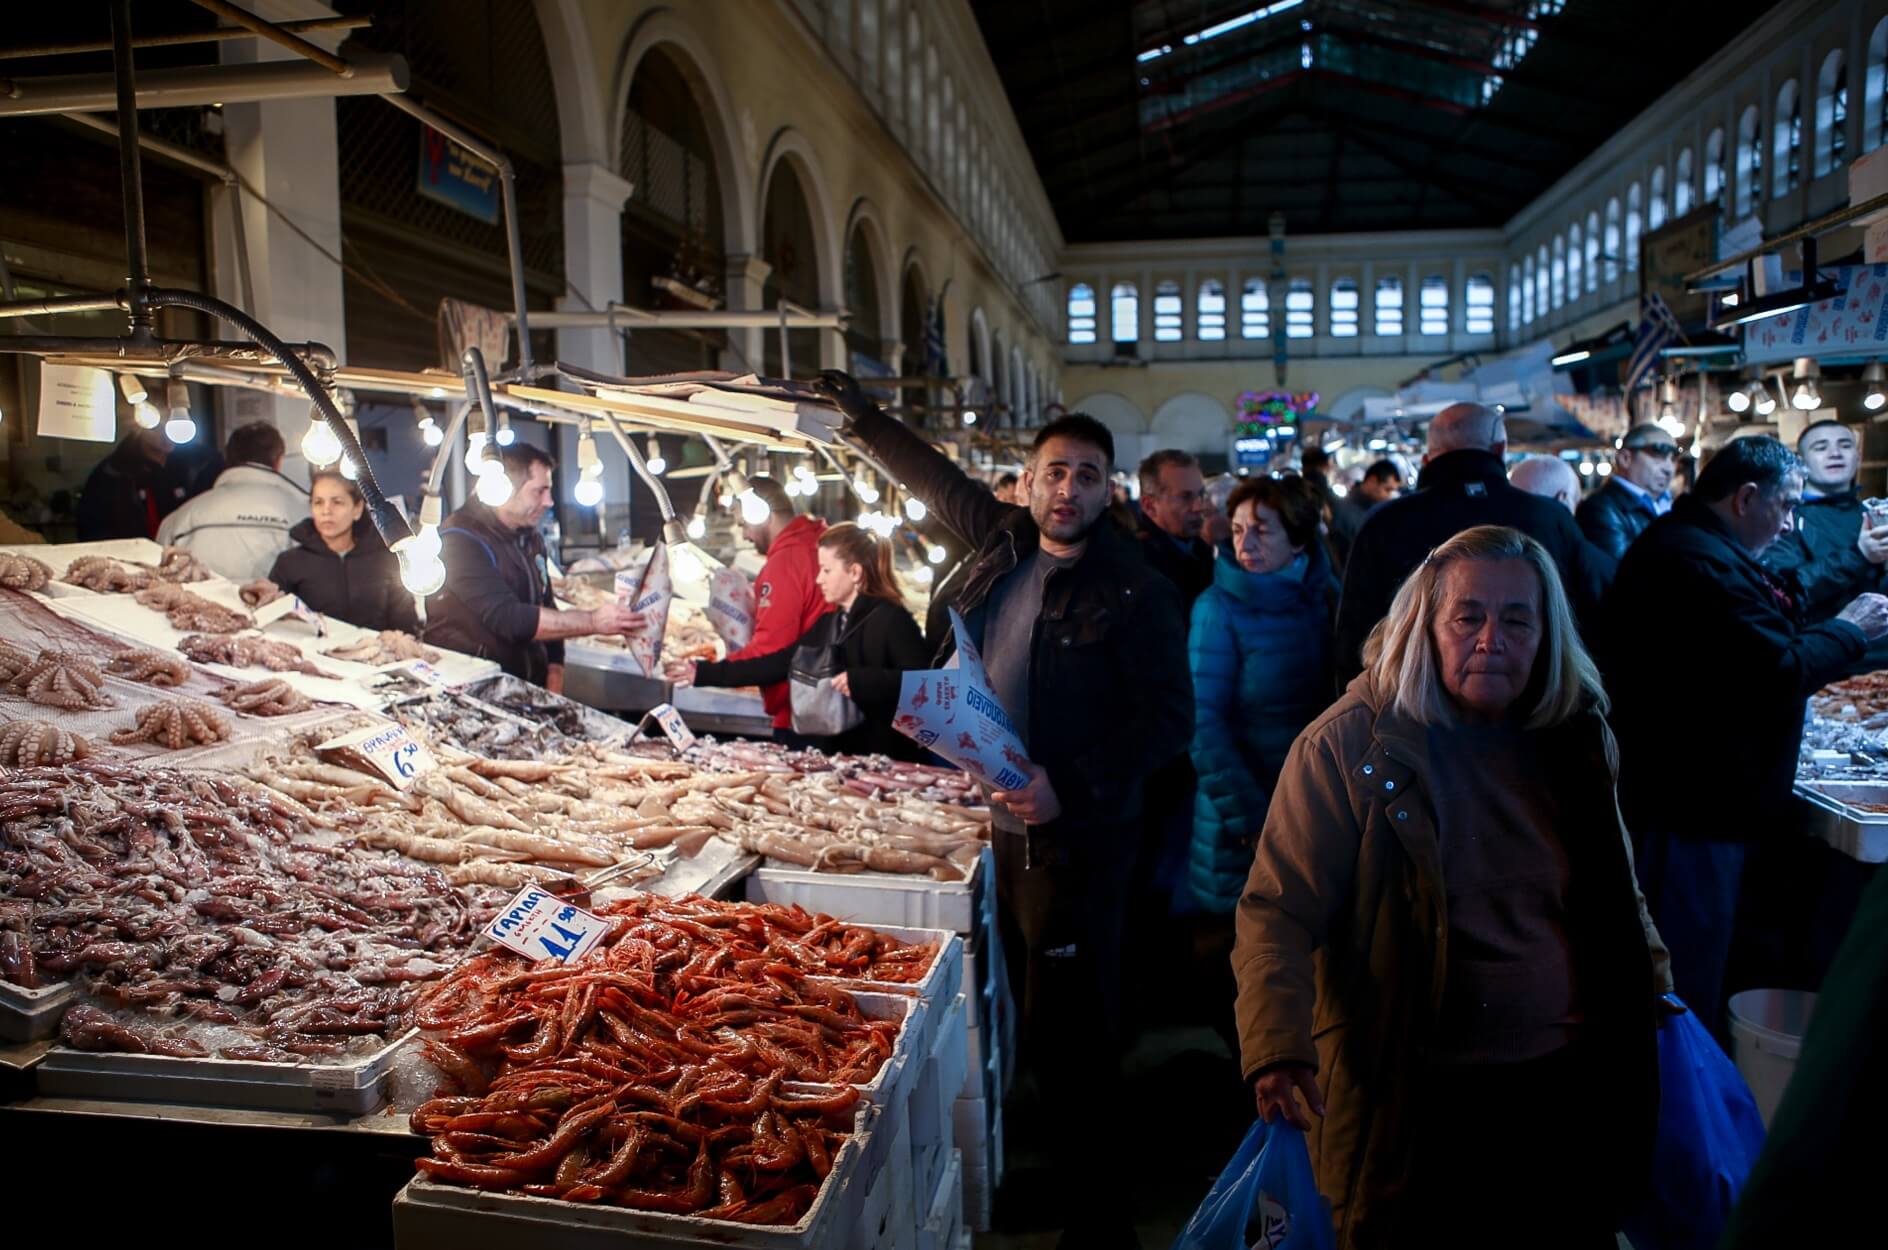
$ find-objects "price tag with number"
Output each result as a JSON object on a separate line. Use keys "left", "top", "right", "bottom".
{"left": 404, "top": 660, "right": 448, "bottom": 687}
{"left": 486, "top": 886, "right": 608, "bottom": 963}
{"left": 318, "top": 719, "right": 437, "bottom": 789}
{"left": 648, "top": 701, "right": 696, "bottom": 750}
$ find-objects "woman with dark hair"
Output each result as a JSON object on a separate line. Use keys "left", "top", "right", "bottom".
{"left": 667, "top": 522, "right": 930, "bottom": 759}
{"left": 266, "top": 470, "right": 420, "bottom": 634}
{"left": 1187, "top": 474, "right": 1334, "bottom": 915}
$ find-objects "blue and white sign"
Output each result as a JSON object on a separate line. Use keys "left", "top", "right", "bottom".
{"left": 1232, "top": 436, "right": 1274, "bottom": 470}
{"left": 487, "top": 887, "right": 608, "bottom": 963}
{"left": 417, "top": 124, "right": 499, "bottom": 225}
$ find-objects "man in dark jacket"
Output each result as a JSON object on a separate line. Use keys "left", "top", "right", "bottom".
{"left": 1134, "top": 448, "right": 1214, "bottom": 608}
{"left": 1334, "top": 404, "right": 1611, "bottom": 686}
{"left": 1604, "top": 436, "right": 1888, "bottom": 1039}
{"left": 1577, "top": 423, "right": 1679, "bottom": 560}
{"left": 1766, "top": 420, "right": 1888, "bottom": 673}
{"left": 816, "top": 370, "right": 1189, "bottom": 1247}
{"left": 76, "top": 429, "right": 190, "bottom": 541}
{"left": 1326, "top": 457, "right": 1402, "bottom": 573}
{"left": 425, "top": 444, "right": 645, "bottom": 689}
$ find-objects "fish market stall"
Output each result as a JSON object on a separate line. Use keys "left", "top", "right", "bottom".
{"left": 1796, "top": 672, "right": 1888, "bottom": 862}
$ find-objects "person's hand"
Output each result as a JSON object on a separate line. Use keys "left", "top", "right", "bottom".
{"left": 586, "top": 605, "right": 648, "bottom": 637}
{"left": 991, "top": 763, "right": 1062, "bottom": 824}
{"left": 1860, "top": 521, "right": 1888, "bottom": 566}
{"left": 1253, "top": 1064, "right": 1325, "bottom": 1130}
{"left": 1837, "top": 592, "right": 1888, "bottom": 641}
{"left": 812, "top": 370, "right": 875, "bottom": 430}
{"left": 831, "top": 671, "right": 852, "bottom": 697}
{"left": 663, "top": 659, "right": 697, "bottom": 688}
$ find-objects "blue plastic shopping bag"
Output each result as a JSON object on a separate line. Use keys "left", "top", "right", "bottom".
{"left": 1172, "top": 1118, "right": 1335, "bottom": 1250}
{"left": 1622, "top": 999, "right": 1767, "bottom": 1250}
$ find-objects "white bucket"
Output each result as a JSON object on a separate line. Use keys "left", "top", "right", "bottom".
{"left": 1727, "top": 989, "right": 1816, "bottom": 1127}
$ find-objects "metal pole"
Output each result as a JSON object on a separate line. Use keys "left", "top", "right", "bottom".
{"left": 109, "top": 0, "right": 151, "bottom": 331}
{"left": 0, "top": 293, "right": 126, "bottom": 319}
{"left": 0, "top": 16, "right": 371, "bottom": 60}
{"left": 0, "top": 53, "right": 407, "bottom": 117}
{"left": 187, "top": 0, "right": 354, "bottom": 76}
{"left": 227, "top": 174, "right": 256, "bottom": 316}
{"left": 777, "top": 303, "right": 790, "bottom": 379}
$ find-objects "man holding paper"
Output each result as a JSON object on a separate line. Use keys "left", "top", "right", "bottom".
{"left": 816, "top": 370, "right": 1191, "bottom": 1246}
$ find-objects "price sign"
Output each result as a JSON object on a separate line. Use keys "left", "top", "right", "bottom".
{"left": 486, "top": 886, "right": 608, "bottom": 963}
{"left": 648, "top": 701, "right": 696, "bottom": 750}
{"left": 251, "top": 594, "right": 301, "bottom": 628}
{"left": 318, "top": 719, "right": 437, "bottom": 789}
{"left": 403, "top": 660, "right": 449, "bottom": 686}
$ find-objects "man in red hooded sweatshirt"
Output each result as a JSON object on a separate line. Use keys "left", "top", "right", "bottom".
{"left": 726, "top": 476, "right": 828, "bottom": 743}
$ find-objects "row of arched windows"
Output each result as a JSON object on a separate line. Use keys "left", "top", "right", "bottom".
{"left": 1068, "top": 275, "right": 1497, "bottom": 345}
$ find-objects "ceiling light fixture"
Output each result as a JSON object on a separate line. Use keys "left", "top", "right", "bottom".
{"left": 1865, "top": 361, "right": 1887, "bottom": 414}
{"left": 1790, "top": 357, "right": 1822, "bottom": 411}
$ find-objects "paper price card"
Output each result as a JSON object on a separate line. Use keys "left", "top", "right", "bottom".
{"left": 403, "top": 660, "right": 449, "bottom": 686}
{"left": 487, "top": 886, "right": 608, "bottom": 963}
{"left": 648, "top": 701, "right": 697, "bottom": 750}
{"left": 893, "top": 607, "right": 1032, "bottom": 791}
{"left": 318, "top": 719, "right": 437, "bottom": 789}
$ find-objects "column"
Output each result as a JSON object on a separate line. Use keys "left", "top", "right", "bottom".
{"left": 211, "top": 2, "right": 347, "bottom": 482}
{"left": 555, "top": 161, "right": 635, "bottom": 535}
{"left": 722, "top": 253, "right": 773, "bottom": 374}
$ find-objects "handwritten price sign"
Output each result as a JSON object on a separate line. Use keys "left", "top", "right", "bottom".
{"left": 487, "top": 886, "right": 608, "bottom": 963}
{"left": 318, "top": 719, "right": 438, "bottom": 790}
{"left": 648, "top": 701, "right": 697, "bottom": 750}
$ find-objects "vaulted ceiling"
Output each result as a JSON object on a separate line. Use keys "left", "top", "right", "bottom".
{"left": 970, "top": 0, "right": 1782, "bottom": 241}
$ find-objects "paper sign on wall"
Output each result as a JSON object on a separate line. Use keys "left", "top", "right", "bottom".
{"left": 487, "top": 886, "right": 607, "bottom": 963}
{"left": 893, "top": 608, "right": 1033, "bottom": 791}
{"left": 647, "top": 701, "right": 697, "bottom": 751}
{"left": 318, "top": 719, "right": 437, "bottom": 789}
{"left": 36, "top": 363, "right": 118, "bottom": 443}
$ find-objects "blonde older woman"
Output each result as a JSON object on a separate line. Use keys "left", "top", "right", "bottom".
{"left": 1234, "top": 525, "right": 1672, "bottom": 1250}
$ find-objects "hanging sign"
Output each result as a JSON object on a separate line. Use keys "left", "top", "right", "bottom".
{"left": 36, "top": 363, "right": 118, "bottom": 443}
{"left": 1743, "top": 263, "right": 1888, "bottom": 366}
{"left": 416, "top": 123, "right": 499, "bottom": 225}
{"left": 486, "top": 886, "right": 608, "bottom": 963}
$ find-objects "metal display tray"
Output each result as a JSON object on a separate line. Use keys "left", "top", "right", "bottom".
{"left": 393, "top": 1103, "right": 871, "bottom": 1250}
{"left": 33, "top": 1027, "right": 414, "bottom": 1115}
{"left": 1795, "top": 780, "right": 1888, "bottom": 862}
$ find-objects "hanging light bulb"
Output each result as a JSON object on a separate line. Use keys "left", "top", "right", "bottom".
{"left": 1754, "top": 384, "right": 1778, "bottom": 416}
{"left": 1790, "top": 358, "right": 1822, "bottom": 411}
{"left": 465, "top": 431, "right": 490, "bottom": 474}
{"left": 963, "top": 409, "right": 979, "bottom": 426}
{"left": 133, "top": 400, "right": 161, "bottom": 430}
{"left": 162, "top": 381, "right": 196, "bottom": 445}
{"left": 1865, "top": 361, "right": 1887, "bottom": 413}
{"left": 1726, "top": 385, "right": 1751, "bottom": 413}
{"left": 669, "top": 542, "right": 706, "bottom": 583}
{"left": 853, "top": 475, "right": 880, "bottom": 504}
{"left": 398, "top": 547, "right": 447, "bottom": 596}
{"left": 739, "top": 491, "right": 771, "bottom": 525}
{"left": 793, "top": 463, "right": 815, "bottom": 481}
{"left": 476, "top": 463, "right": 515, "bottom": 507}
{"left": 422, "top": 420, "right": 444, "bottom": 447}
{"left": 339, "top": 456, "right": 361, "bottom": 482}
{"left": 927, "top": 544, "right": 947, "bottom": 565}
{"left": 915, "top": 565, "right": 935, "bottom": 586}
{"left": 1579, "top": 461, "right": 1595, "bottom": 477}
{"left": 1596, "top": 461, "right": 1614, "bottom": 476}
{"left": 410, "top": 523, "right": 443, "bottom": 562}
{"left": 574, "top": 476, "right": 605, "bottom": 508}
{"left": 686, "top": 515, "right": 707, "bottom": 540}
{"left": 1655, "top": 378, "right": 1685, "bottom": 438}
{"left": 495, "top": 412, "right": 515, "bottom": 447}
{"left": 904, "top": 496, "right": 928, "bottom": 521}
{"left": 302, "top": 413, "right": 343, "bottom": 466}
{"left": 644, "top": 434, "right": 666, "bottom": 476}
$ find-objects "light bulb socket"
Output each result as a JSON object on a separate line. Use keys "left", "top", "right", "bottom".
{"left": 663, "top": 519, "right": 689, "bottom": 547}
{"left": 117, "top": 374, "right": 148, "bottom": 406}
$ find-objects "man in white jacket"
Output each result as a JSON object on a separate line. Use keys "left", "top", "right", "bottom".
{"left": 156, "top": 422, "right": 310, "bottom": 581}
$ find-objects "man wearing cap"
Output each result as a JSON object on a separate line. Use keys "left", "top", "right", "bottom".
{"left": 1576, "top": 424, "right": 1679, "bottom": 561}
{"left": 1766, "top": 422, "right": 1888, "bottom": 674}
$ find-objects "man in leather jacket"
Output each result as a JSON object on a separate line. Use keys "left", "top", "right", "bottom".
{"left": 815, "top": 371, "right": 1189, "bottom": 1248}
{"left": 1576, "top": 424, "right": 1678, "bottom": 560}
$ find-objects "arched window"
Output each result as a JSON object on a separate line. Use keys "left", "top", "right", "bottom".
{"left": 1066, "top": 282, "right": 1096, "bottom": 344}
{"left": 1419, "top": 276, "right": 1450, "bottom": 335}
{"left": 1508, "top": 263, "right": 1522, "bottom": 333}
{"left": 923, "top": 45, "right": 940, "bottom": 160}
{"left": 1285, "top": 279, "right": 1315, "bottom": 339}
{"left": 1153, "top": 280, "right": 1184, "bottom": 341}
{"left": 1110, "top": 282, "right": 1138, "bottom": 343}
{"left": 1465, "top": 274, "right": 1495, "bottom": 335}
{"left": 906, "top": 14, "right": 923, "bottom": 135}
{"left": 1675, "top": 148, "right": 1695, "bottom": 216}
{"left": 1584, "top": 210, "right": 1600, "bottom": 292}
{"left": 1869, "top": 19, "right": 1888, "bottom": 151}
{"left": 1240, "top": 278, "right": 1269, "bottom": 338}
{"left": 1375, "top": 275, "right": 1404, "bottom": 336}
{"left": 858, "top": 0, "right": 879, "bottom": 83}
{"left": 1534, "top": 245, "right": 1549, "bottom": 317}
{"left": 1649, "top": 166, "right": 1668, "bottom": 230}
{"left": 1551, "top": 236, "right": 1566, "bottom": 309}
{"left": 882, "top": 1, "right": 902, "bottom": 120}
{"left": 1567, "top": 222, "right": 1583, "bottom": 297}
{"left": 1330, "top": 278, "right": 1360, "bottom": 336}
{"left": 1815, "top": 50, "right": 1848, "bottom": 177}
{"left": 1522, "top": 254, "right": 1536, "bottom": 324}
{"left": 1774, "top": 79, "right": 1802, "bottom": 197}
{"left": 1603, "top": 198, "right": 1621, "bottom": 283}
{"left": 1625, "top": 183, "right": 1642, "bottom": 272}
{"left": 1735, "top": 104, "right": 1762, "bottom": 216}
{"left": 1705, "top": 128, "right": 1726, "bottom": 202}
{"left": 1197, "top": 279, "right": 1227, "bottom": 341}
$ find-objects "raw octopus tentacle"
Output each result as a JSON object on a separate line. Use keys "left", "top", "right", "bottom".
{"left": 0, "top": 719, "right": 95, "bottom": 767}
{"left": 10, "top": 649, "right": 113, "bottom": 710}
{"left": 104, "top": 647, "right": 191, "bottom": 687}
{"left": 109, "top": 699, "right": 231, "bottom": 750}
{"left": 218, "top": 677, "right": 314, "bottom": 716}
{"left": 0, "top": 552, "right": 53, "bottom": 591}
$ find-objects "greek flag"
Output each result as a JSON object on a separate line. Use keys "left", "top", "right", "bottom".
{"left": 1625, "top": 290, "right": 1684, "bottom": 397}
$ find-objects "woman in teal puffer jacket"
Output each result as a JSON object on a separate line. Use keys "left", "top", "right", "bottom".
{"left": 1189, "top": 473, "right": 1333, "bottom": 912}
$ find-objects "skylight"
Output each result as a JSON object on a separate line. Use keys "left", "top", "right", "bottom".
{"left": 1139, "top": 0, "right": 1305, "bottom": 63}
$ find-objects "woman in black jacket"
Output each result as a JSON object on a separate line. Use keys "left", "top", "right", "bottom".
{"left": 668, "top": 522, "right": 929, "bottom": 760}
{"left": 266, "top": 470, "right": 421, "bottom": 634}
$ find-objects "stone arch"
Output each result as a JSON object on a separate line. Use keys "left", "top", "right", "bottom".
{"left": 612, "top": 7, "right": 756, "bottom": 257}
{"left": 1150, "top": 392, "right": 1232, "bottom": 456}
{"left": 758, "top": 129, "right": 843, "bottom": 313}
{"left": 968, "top": 306, "right": 992, "bottom": 388}
{"left": 843, "top": 199, "right": 899, "bottom": 354}
{"left": 899, "top": 250, "right": 930, "bottom": 374}
{"left": 534, "top": 0, "right": 610, "bottom": 165}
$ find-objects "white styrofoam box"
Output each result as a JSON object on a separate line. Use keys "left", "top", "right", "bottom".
{"left": 1869, "top": 218, "right": 1888, "bottom": 264}
{"left": 916, "top": 994, "right": 968, "bottom": 1166}
{"left": 747, "top": 847, "right": 989, "bottom": 934}
{"left": 812, "top": 924, "right": 963, "bottom": 1067}
{"left": 952, "top": 1094, "right": 991, "bottom": 1177}
{"left": 396, "top": 1104, "right": 870, "bottom": 1250}
{"left": 917, "top": 1148, "right": 964, "bottom": 1250}
{"left": 856, "top": 1104, "right": 914, "bottom": 1250}
{"left": 784, "top": 991, "right": 919, "bottom": 1114}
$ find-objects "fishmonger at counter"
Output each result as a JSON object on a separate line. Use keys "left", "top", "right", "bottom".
{"left": 424, "top": 444, "right": 647, "bottom": 691}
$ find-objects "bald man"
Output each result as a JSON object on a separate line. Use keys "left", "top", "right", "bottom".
{"left": 1509, "top": 454, "right": 1583, "bottom": 515}
{"left": 1333, "top": 402, "right": 1614, "bottom": 685}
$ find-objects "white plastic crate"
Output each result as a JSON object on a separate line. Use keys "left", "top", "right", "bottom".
{"left": 917, "top": 1149, "right": 964, "bottom": 1250}
{"left": 910, "top": 994, "right": 967, "bottom": 1198}
{"left": 812, "top": 924, "right": 963, "bottom": 1065}
{"left": 856, "top": 1106, "right": 914, "bottom": 1250}
{"left": 746, "top": 847, "right": 989, "bottom": 934}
